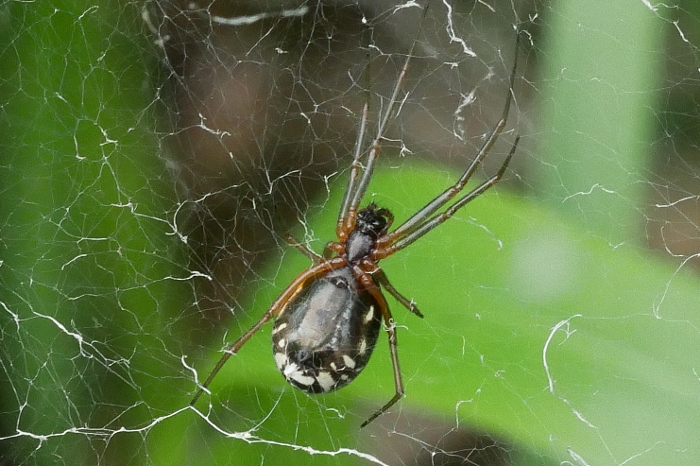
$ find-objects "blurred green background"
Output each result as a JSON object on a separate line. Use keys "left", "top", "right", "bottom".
{"left": 1, "top": 0, "right": 700, "bottom": 465}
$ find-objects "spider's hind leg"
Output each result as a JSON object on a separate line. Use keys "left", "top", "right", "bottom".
{"left": 358, "top": 276, "right": 405, "bottom": 427}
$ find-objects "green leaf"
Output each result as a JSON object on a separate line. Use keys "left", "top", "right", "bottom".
{"left": 187, "top": 162, "right": 700, "bottom": 464}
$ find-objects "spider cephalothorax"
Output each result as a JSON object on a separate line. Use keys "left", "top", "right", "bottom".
{"left": 190, "top": 11, "right": 520, "bottom": 427}
{"left": 354, "top": 203, "right": 392, "bottom": 238}
{"left": 345, "top": 203, "right": 393, "bottom": 263}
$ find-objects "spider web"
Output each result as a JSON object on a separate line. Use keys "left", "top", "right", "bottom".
{"left": 1, "top": 0, "right": 700, "bottom": 465}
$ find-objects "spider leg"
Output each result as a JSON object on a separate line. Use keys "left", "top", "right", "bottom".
{"left": 336, "top": 91, "right": 370, "bottom": 240}
{"left": 189, "top": 258, "right": 346, "bottom": 406}
{"left": 361, "top": 320, "right": 403, "bottom": 428}
{"left": 378, "top": 33, "right": 520, "bottom": 250}
{"left": 364, "top": 259, "right": 423, "bottom": 318}
{"left": 346, "top": 49, "right": 412, "bottom": 226}
{"left": 357, "top": 275, "right": 405, "bottom": 428}
{"left": 384, "top": 137, "right": 519, "bottom": 255}
{"left": 338, "top": 5, "right": 428, "bottom": 239}
{"left": 323, "top": 241, "right": 343, "bottom": 259}
{"left": 286, "top": 235, "right": 322, "bottom": 263}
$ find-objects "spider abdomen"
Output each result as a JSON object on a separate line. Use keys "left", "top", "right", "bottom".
{"left": 272, "top": 266, "right": 382, "bottom": 393}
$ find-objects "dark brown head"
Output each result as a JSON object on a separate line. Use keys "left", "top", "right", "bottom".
{"left": 345, "top": 203, "right": 393, "bottom": 263}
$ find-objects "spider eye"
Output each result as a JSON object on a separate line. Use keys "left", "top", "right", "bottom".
{"left": 356, "top": 209, "right": 388, "bottom": 237}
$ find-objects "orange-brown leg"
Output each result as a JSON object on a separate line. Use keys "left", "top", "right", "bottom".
{"left": 323, "top": 240, "right": 344, "bottom": 259}
{"left": 190, "top": 257, "right": 347, "bottom": 406}
{"left": 286, "top": 234, "right": 322, "bottom": 263}
{"left": 363, "top": 259, "right": 423, "bottom": 318}
{"left": 357, "top": 271, "right": 405, "bottom": 428}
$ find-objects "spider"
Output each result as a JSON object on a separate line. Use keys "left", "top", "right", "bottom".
{"left": 190, "top": 25, "right": 520, "bottom": 428}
